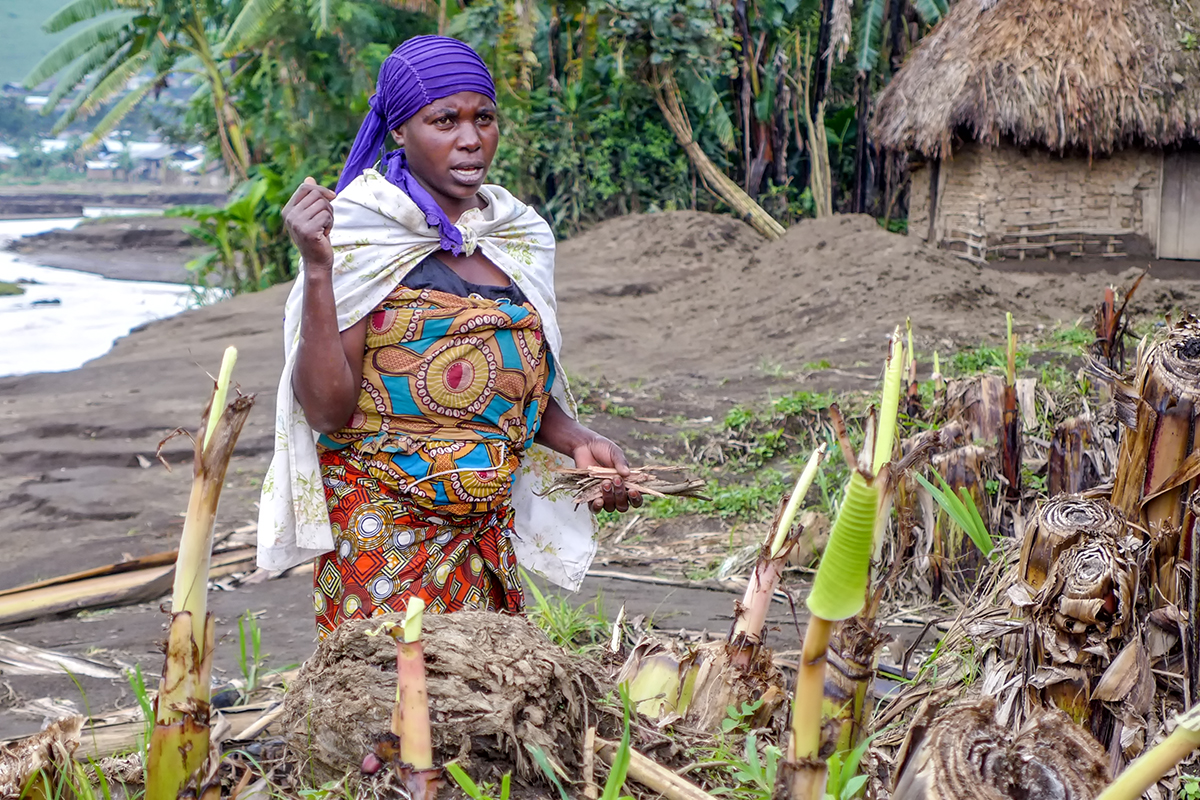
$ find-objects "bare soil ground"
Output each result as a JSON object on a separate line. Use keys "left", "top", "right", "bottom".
{"left": 1, "top": 209, "right": 1196, "bottom": 741}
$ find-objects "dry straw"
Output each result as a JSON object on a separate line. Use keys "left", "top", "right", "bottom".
{"left": 872, "top": 0, "right": 1200, "bottom": 156}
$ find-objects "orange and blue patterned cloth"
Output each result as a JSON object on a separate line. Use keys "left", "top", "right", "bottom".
{"left": 312, "top": 277, "right": 554, "bottom": 637}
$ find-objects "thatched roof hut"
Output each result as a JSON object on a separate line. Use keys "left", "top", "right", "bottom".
{"left": 873, "top": 0, "right": 1200, "bottom": 261}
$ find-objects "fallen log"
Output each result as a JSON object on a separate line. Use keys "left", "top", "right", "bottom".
{"left": 0, "top": 702, "right": 279, "bottom": 763}
{"left": 0, "top": 546, "right": 256, "bottom": 628}
{"left": 594, "top": 736, "right": 718, "bottom": 800}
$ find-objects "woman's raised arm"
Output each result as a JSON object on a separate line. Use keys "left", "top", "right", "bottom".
{"left": 286, "top": 178, "right": 367, "bottom": 434}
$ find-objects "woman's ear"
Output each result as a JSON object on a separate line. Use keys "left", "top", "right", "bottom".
{"left": 390, "top": 128, "right": 404, "bottom": 147}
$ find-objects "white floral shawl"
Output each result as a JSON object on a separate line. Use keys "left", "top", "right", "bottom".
{"left": 256, "top": 169, "right": 597, "bottom": 590}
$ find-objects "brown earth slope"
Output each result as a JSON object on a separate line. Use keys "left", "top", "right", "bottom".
{"left": 559, "top": 212, "right": 1198, "bottom": 383}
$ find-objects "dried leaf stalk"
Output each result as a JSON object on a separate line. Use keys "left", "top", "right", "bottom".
{"left": 651, "top": 66, "right": 786, "bottom": 239}
{"left": 594, "top": 737, "right": 718, "bottom": 800}
{"left": 1091, "top": 269, "right": 1146, "bottom": 372}
{"left": 1048, "top": 417, "right": 1098, "bottom": 497}
{"left": 1001, "top": 313, "right": 1023, "bottom": 500}
{"left": 731, "top": 444, "right": 827, "bottom": 665}
{"left": 147, "top": 347, "right": 254, "bottom": 800}
{"left": 1110, "top": 317, "right": 1200, "bottom": 608}
{"left": 943, "top": 375, "right": 1006, "bottom": 447}
{"left": 0, "top": 716, "right": 82, "bottom": 797}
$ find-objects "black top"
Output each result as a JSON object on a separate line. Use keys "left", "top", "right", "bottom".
{"left": 402, "top": 254, "right": 526, "bottom": 303}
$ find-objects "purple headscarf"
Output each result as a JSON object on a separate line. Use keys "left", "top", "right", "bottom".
{"left": 336, "top": 35, "right": 497, "bottom": 255}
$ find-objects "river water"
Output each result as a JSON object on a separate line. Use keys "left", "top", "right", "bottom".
{"left": 0, "top": 211, "right": 202, "bottom": 378}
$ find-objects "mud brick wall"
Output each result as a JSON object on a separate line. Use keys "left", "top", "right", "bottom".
{"left": 909, "top": 142, "right": 1163, "bottom": 258}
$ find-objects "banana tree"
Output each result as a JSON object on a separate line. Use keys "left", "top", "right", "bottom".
{"left": 25, "top": 0, "right": 294, "bottom": 179}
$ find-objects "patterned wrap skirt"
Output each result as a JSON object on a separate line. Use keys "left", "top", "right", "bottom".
{"left": 312, "top": 448, "right": 524, "bottom": 639}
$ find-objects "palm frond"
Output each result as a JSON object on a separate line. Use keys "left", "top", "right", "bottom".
{"left": 43, "top": 33, "right": 125, "bottom": 109}
{"left": 220, "top": 0, "right": 289, "bottom": 55}
{"left": 42, "top": 0, "right": 121, "bottom": 33}
{"left": 78, "top": 48, "right": 151, "bottom": 117}
{"left": 51, "top": 41, "right": 130, "bottom": 133}
{"left": 855, "top": 0, "right": 886, "bottom": 72}
{"left": 188, "top": 75, "right": 213, "bottom": 100}
{"left": 681, "top": 70, "right": 736, "bottom": 150}
{"left": 308, "top": 0, "right": 333, "bottom": 34}
{"left": 911, "top": 0, "right": 946, "bottom": 25}
{"left": 147, "top": 36, "right": 177, "bottom": 74}
{"left": 709, "top": 98, "right": 736, "bottom": 151}
{"left": 24, "top": 12, "right": 137, "bottom": 87}
{"left": 82, "top": 71, "right": 164, "bottom": 149}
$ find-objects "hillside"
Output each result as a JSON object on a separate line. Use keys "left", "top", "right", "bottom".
{"left": 1, "top": 0, "right": 68, "bottom": 87}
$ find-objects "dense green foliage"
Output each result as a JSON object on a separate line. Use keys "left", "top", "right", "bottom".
{"left": 172, "top": 1, "right": 433, "bottom": 290}
{"left": 0, "top": 98, "right": 55, "bottom": 144}
{"left": 24, "top": 0, "right": 943, "bottom": 291}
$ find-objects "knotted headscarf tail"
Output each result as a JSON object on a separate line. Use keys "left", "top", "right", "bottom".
{"left": 336, "top": 35, "right": 497, "bottom": 255}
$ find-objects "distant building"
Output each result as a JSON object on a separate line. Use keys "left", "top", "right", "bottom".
{"left": 874, "top": 0, "right": 1200, "bottom": 261}
{"left": 92, "top": 139, "right": 194, "bottom": 180}
{"left": 38, "top": 139, "right": 71, "bottom": 154}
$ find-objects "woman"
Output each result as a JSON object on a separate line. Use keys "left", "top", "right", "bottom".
{"left": 256, "top": 35, "right": 639, "bottom": 638}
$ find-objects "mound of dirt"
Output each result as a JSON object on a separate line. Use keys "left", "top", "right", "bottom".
{"left": 280, "top": 611, "right": 605, "bottom": 785}
{"left": 556, "top": 212, "right": 1200, "bottom": 385}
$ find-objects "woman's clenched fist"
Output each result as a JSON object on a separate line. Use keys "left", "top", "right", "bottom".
{"left": 283, "top": 177, "right": 337, "bottom": 271}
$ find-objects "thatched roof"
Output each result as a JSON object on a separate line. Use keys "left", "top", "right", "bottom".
{"left": 873, "top": 0, "right": 1200, "bottom": 156}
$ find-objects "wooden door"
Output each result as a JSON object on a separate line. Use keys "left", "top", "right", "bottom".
{"left": 1159, "top": 149, "right": 1200, "bottom": 260}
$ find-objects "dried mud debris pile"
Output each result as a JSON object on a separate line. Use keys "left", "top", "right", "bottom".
{"left": 281, "top": 611, "right": 604, "bottom": 785}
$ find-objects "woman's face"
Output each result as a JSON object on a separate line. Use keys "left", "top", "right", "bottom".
{"left": 393, "top": 91, "right": 498, "bottom": 212}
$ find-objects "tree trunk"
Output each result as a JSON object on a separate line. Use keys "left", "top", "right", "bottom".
{"left": 547, "top": 4, "right": 561, "bottom": 93}
{"left": 852, "top": 72, "right": 871, "bottom": 213}
{"left": 1106, "top": 320, "right": 1200, "bottom": 699}
{"left": 888, "top": 0, "right": 908, "bottom": 74}
{"left": 652, "top": 68, "right": 785, "bottom": 240}
{"left": 735, "top": 0, "right": 754, "bottom": 189}
{"left": 1110, "top": 320, "right": 1200, "bottom": 607}
{"left": 813, "top": 0, "right": 835, "bottom": 112}
{"left": 1048, "top": 417, "right": 1099, "bottom": 496}
{"left": 772, "top": 60, "right": 790, "bottom": 185}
